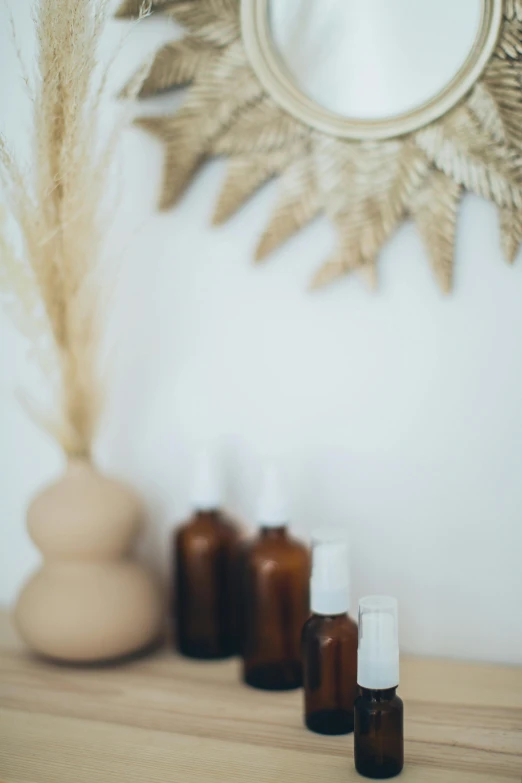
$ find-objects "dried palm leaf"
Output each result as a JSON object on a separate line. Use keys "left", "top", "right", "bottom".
{"left": 165, "top": 0, "right": 239, "bottom": 46}
{"left": 310, "top": 245, "right": 378, "bottom": 291}
{"left": 411, "top": 172, "right": 462, "bottom": 293}
{"left": 212, "top": 95, "right": 309, "bottom": 156}
{"left": 213, "top": 154, "right": 280, "bottom": 225}
{"left": 256, "top": 157, "right": 320, "bottom": 260}
{"left": 134, "top": 114, "right": 204, "bottom": 208}
{"left": 414, "top": 107, "right": 522, "bottom": 210}
{"left": 481, "top": 59, "right": 522, "bottom": 152}
{"left": 496, "top": 17, "right": 522, "bottom": 59}
{"left": 137, "top": 37, "right": 217, "bottom": 96}
{"left": 505, "top": 0, "right": 522, "bottom": 21}
{"left": 500, "top": 206, "right": 522, "bottom": 261}
{"left": 311, "top": 137, "right": 428, "bottom": 286}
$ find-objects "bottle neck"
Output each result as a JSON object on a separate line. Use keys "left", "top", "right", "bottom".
{"left": 260, "top": 525, "right": 287, "bottom": 539}
{"left": 194, "top": 508, "right": 220, "bottom": 521}
{"left": 359, "top": 686, "right": 397, "bottom": 702}
{"left": 312, "top": 610, "right": 349, "bottom": 619}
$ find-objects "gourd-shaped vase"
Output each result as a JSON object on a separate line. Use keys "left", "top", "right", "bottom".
{"left": 14, "top": 459, "right": 163, "bottom": 662}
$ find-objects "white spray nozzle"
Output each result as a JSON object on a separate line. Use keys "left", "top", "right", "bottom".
{"left": 311, "top": 539, "right": 350, "bottom": 615}
{"left": 190, "top": 450, "right": 222, "bottom": 511}
{"left": 357, "top": 595, "right": 399, "bottom": 689}
{"left": 257, "top": 463, "right": 289, "bottom": 527}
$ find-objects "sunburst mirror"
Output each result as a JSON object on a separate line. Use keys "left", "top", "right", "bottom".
{"left": 117, "top": 0, "right": 522, "bottom": 292}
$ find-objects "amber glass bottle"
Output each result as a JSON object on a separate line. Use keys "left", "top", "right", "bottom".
{"left": 354, "top": 596, "right": 404, "bottom": 779}
{"left": 302, "top": 540, "right": 358, "bottom": 735}
{"left": 173, "top": 453, "right": 240, "bottom": 659}
{"left": 241, "top": 466, "right": 310, "bottom": 690}
{"left": 354, "top": 687, "right": 404, "bottom": 779}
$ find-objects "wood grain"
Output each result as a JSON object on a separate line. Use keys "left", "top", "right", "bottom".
{"left": 0, "top": 611, "right": 520, "bottom": 782}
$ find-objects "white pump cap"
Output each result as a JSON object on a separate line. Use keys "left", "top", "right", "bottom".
{"left": 311, "top": 540, "right": 350, "bottom": 615}
{"left": 357, "top": 595, "right": 400, "bottom": 689}
{"left": 256, "top": 463, "right": 289, "bottom": 527}
{"left": 190, "top": 450, "right": 222, "bottom": 511}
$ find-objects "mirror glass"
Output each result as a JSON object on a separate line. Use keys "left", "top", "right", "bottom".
{"left": 269, "top": 0, "right": 483, "bottom": 120}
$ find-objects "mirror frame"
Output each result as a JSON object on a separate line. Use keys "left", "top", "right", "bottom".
{"left": 242, "top": 0, "right": 503, "bottom": 140}
{"left": 116, "top": 0, "right": 522, "bottom": 294}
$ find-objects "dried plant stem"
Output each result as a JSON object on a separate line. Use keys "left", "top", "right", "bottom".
{"left": 0, "top": 0, "right": 115, "bottom": 459}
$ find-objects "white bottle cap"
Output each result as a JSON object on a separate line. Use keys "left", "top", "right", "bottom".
{"left": 357, "top": 595, "right": 400, "bottom": 689}
{"left": 311, "top": 540, "right": 350, "bottom": 615}
{"left": 256, "top": 463, "right": 289, "bottom": 527}
{"left": 190, "top": 450, "right": 222, "bottom": 511}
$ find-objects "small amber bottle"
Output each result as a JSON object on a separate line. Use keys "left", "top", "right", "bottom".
{"left": 354, "top": 596, "right": 404, "bottom": 779}
{"left": 302, "top": 539, "right": 358, "bottom": 735}
{"left": 173, "top": 453, "right": 240, "bottom": 659}
{"left": 241, "top": 466, "right": 310, "bottom": 691}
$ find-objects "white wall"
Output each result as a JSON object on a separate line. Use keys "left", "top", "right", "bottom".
{"left": 1, "top": 3, "right": 521, "bottom": 665}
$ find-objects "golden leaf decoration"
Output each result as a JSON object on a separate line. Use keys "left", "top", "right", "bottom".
{"left": 500, "top": 206, "right": 522, "bottom": 261}
{"left": 137, "top": 37, "right": 218, "bottom": 96}
{"left": 117, "top": 0, "right": 522, "bottom": 291}
{"left": 165, "top": 0, "right": 240, "bottom": 47}
{"left": 505, "top": 0, "right": 522, "bottom": 20}
{"left": 212, "top": 154, "right": 280, "bottom": 224}
{"left": 414, "top": 107, "right": 522, "bottom": 209}
{"left": 411, "top": 172, "right": 462, "bottom": 293}
{"left": 310, "top": 254, "right": 359, "bottom": 291}
{"left": 310, "top": 245, "right": 379, "bottom": 291}
{"left": 481, "top": 59, "right": 522, "bottom": 152}
{"left": 468, "top": 82, "right": 510, "bottom": 146}
{"left": 180, "top": 41, "right": 264, "bottom": 143}
{"left": 212, "top": 95, "right": 309, "bottom": 156}
{"left": 134, "top": 115, "right": 203, "bottom": 208}
{"left": 496, "top": 17, "right": 522, "bottom": 59}
{"left": 311, "top": 137, "right": 429, "bottom": 286}
{"left": 256, "top": 156, "right": 320, "bottom": 260}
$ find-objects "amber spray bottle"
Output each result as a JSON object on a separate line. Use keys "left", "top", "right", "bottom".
{"left": 241, "top": 465, "right": 310, "bottom": 690}
{"left": 354, "top": 596, "right": 404, "bottom": 779}
{"left": 173, "top": 452, "right": 240, "bottom": 659}
{"left": 302, "top": 539, "right": 358, "bottom": 735}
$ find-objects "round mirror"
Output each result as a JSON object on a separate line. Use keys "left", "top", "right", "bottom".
{"left": 269, "top": 0, "right": 483, "bottom": 121}
{"left": 242, "top": 0, "right": 503, "bottom": 139}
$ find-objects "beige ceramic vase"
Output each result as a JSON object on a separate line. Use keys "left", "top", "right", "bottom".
{"left": 14, "top": 459, "right": 164, "bottom": 662}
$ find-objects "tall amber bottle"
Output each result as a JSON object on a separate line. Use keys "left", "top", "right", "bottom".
{"left": 302, "top": 540, "right": 358, "bottom": 734}
{"left": 354, "top": 596, "right": 404, "bottom": 779}
{"left": 242, "top": 466, "right": 310, "bottom": 690}
{"left": 173, "top": 453, "right": 240, "bottom": 659}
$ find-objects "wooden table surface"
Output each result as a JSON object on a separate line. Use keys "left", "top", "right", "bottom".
{"left": 0, "top": 611, "right": 520, "bottom": 783}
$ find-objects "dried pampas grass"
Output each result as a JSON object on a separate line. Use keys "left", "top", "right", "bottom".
{"left": 0, "top": 0, "right": 129, "bottom": 459}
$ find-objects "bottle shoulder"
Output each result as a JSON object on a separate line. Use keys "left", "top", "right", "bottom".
{"left": 245, "top": 532, "right": 310, "bottom": 567}
{"left": 303, "top": 612, "right": 358, "bottom": 642}
{"left": 176, "top": 512, "right": 239, "bottom": 544}
{"left": 355, "top": 690, "right": 403, "bottom": 715}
